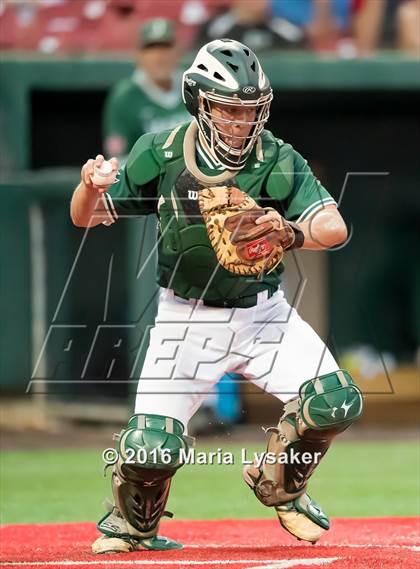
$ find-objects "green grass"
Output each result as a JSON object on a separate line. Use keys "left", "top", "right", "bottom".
{"left": 1, "top": 441, "right": 418, "bottom": 524}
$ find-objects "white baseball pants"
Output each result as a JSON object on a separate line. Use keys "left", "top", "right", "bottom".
{"left": 134, "top": 287, "right": 338, "bottom": 429}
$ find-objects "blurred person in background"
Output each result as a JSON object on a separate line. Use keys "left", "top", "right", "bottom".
{"left": 196, "top": 0, "right": 307, "bottom": 51}
{"left": 352, "top": 0, "right": 420, "bottom": 56}
{"left": 103, "top": 18, "right": 190, "bottom": 162}
{"left": 352, "top": 0, "right": 387, "bottom": 56}
{"left": 272, "top": 0, "right": 353, "bottom": 54}
{"left": 396, "top": 0, "right": 420, "bottom": 55}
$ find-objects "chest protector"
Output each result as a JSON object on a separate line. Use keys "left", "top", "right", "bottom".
{"left": 154, "top": 122, "right": 294, "bottom": 301}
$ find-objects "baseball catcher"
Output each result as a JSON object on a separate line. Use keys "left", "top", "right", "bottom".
{"left": 71, "top": 38, "right": 363, "bottom": 553}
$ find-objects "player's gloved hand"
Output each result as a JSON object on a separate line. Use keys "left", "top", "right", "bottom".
{"left": 81, "top": 154, "right": 119, "bottom": 194}
{"left": 199, "top": 186, "right": 302, "bottom": 277}
{"left": 256, "top": 208, "right": 305, "bottom": 250}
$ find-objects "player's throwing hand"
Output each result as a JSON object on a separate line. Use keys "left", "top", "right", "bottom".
{"left": 70, "top": 154, "right": 120, "bottom": 227}
{"left": 81, "top": 154, "right": 119, "bottom": 194}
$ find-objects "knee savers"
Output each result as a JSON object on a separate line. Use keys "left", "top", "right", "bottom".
{"left": 297, "top": 369, "right": 363, "bottom": 434}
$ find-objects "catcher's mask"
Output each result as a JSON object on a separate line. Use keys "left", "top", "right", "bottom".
{"left": 183, "top": 39, "right": 273, "bottom": 170}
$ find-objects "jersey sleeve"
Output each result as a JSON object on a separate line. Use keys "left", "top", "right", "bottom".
{"left": 102, "top": 133, "right": 160, "bottom": 224}
{"left": 284, "top": 150, "right": 337, "bottom": 222}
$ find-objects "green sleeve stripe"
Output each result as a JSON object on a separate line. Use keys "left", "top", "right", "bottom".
{"left": 297, "top": 197, "right": 336, "bottom": 222}
{"left": 101, "top": 194, "right": 114, "bottom": 225}
{"left": 107, "top": 194, "right": 118, "bottom": 220}
{"left": 102, "top": 193, "right": 118, "bottom": 224}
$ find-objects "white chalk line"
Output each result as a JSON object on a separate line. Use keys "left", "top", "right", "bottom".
{"left": 2, "top": 545, "right": 418, "bottom": 567}
{"left": 0, "top": 559, "right": 339, "bottom": 567}
{"left": 248, "top": 559, "right": 340, "bottom": 569}
{"left": 186, "top": 544, "right": 420, "bottom": 551}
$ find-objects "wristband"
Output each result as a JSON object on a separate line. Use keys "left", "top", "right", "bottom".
{"left": 286, "top": 221, "right": 305, "bottom": 249}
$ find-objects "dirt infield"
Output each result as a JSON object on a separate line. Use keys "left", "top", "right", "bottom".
{"left": 1, "top": 517, "right": 419, "bottom": 568}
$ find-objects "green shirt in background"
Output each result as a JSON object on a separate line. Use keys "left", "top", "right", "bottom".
{"left": 103, "top": 70, "right": 190, "bottom": 159}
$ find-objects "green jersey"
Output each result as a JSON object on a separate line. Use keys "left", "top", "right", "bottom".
{"left": 103, "top": 70, "right": 190, "bottom": 158}
{"left": 103, "top": 122, "right": 336, "bottom": 302}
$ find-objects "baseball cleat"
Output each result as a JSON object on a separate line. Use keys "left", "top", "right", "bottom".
{"left": 93, "top": 504, "right": 183, "bottom": 554}
{"left": 92, "top": 535, "right": 136, "bottom": 554}
{"left": 91, "top": 534, "right": 183, "bottom": 554}
{"left": 275, "top": 493, "right": 329, "bottom": 544}
{"left": 136, "top": 536, "right": 183, "bottom": 550}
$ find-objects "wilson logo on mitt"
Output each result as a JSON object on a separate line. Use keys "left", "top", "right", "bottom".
{"left": 198, "top": 186, "right": 295, "bottom": 276}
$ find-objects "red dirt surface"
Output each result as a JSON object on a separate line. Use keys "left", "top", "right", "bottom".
{"left": 1, "top": 517, "right": 419, "bottom": 569}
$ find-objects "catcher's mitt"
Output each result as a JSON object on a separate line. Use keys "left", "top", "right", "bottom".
{"left": 198, "top": 186, "right": 297, "bottom": 276}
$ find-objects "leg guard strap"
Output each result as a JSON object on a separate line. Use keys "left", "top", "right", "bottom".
{"left": 244, "top": 370, "right": 363, "bottom": 507}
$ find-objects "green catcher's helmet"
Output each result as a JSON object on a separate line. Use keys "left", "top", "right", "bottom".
{"left": 182, "top": 39, "right": 273, "bottom": 170}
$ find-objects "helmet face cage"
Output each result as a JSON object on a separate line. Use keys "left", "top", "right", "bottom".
{"left": 197, "top": 89, "right": 273, "bottom": 169}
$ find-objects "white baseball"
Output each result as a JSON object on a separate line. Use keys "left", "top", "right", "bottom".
{"left": 91, "top": 160, "right": 117, "bottom": 186}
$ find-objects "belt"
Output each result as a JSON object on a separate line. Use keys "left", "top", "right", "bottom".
{"left": 172, "top": 287, "right": 278, "bottom": 309}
